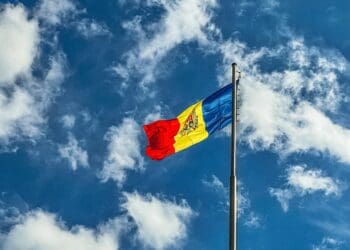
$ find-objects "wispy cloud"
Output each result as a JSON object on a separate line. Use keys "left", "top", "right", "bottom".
{"left": 286, "top": 166, "right": 341, "bottom": 196}
{"left": 114, "top": 0, "right": 218, "bottom": 88}
{"left": 312, "top": 237, "right": 343, "bottom": 250}
{"left": 0, "top": 194, "right": 28, "bottom": 232}
{"left": 269, "top": 165, "right": 344, "bottom": 212}
{"left": 36, "top": 0, "right": 110, "bottom": 38}
{"left": 243, "top": 212, "right": 261, "bottom": 228}
{"left": 121, "top": 191, "right": 195, "bottom": 250}
{"left": 99, "top": 118, "right": 144, "bottom": 186}
{"left": 144, "top": 105, "right": 163, "bottom": 124}
{"left": 236, "top": 0, "right": 280, "bottom": 16}
{"left": 36, "top": 0, "right": 76, "bottom": 25}
{"left": 202, "top": 175, "right": 229, "bottom": 211}
{"left": 58, "top": 133, "right": 89, "bottom": 170}
{"left": 268, "top": 188, "right": 293, "bottom": 212}
{"left": 237, "top": 182, "right": 262, "bottom": 228}
{"left": 74, "top": 18, "right": 111, "bottom": 38}
{"left": 203, "top": 176, "right": 262, "bottom": 228}
{"left": 61, "top": 115, "right": 76, "bottom": 129}
{"left": 237, "top": 182, "right": 251, "bottom": 218}
{"left": 202, "top": 175, "right": 228, "bottom": 196}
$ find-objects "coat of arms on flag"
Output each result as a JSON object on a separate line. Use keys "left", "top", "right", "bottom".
{"left": 180, "top": 109, "right": 199, "bottom": 136}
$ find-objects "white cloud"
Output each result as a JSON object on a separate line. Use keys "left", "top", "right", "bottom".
{"left": 243, "top": 212, "right": 261, "bottom": 228}
{"left": 269, "top": 165, "right": 343, "bottom": 212}
{"left": 312, "top": 237, "right": 343, "bottom": 250}
{"left": 36, "top": 0, "right": 110, "bottom": 39}
{"left": 61, "top": 115, "right": 76, "bottom": 129}
{"left": 122, "top": 192, "right": 194, "bottom": 250}
{"left": 0, "top": 3, "right": 66, "bottom": 147}
{"left": 286, "top": 104, "right": 350, "bottom": 163}
{"left": 202, "top": 175, "right": 227, "bottom": 196}
{"left": 286, "top": 165, "right": 341, "bottom": 196}
{"left": 0, "top": 53, "right": 65, "bottom": 146}
{"left": 0, "top": 192, "right": 195, "bottom": 250}
{"left": 263, "top": 0, "right": 279, "bottom": 10}
{"left": 0, "top": 200, "right": 23, "bottom": 231}
{"left": 202, "top": 177, "right": 261, "bottom": 228}
{"left": 144, "top": 105, "right": 162, "bottom": 124}
{"left": 218, "top": 37, "right": 350, "bottom": 165}
{"left": 99, "top": 118, "right": 144, "bottom": 186}
{"left": 236, "top": 0, "right": 280, "bottom": 16}
{"left": 0, "top": 210, "right": 123, "bottom": 250}
{"left": 312, "top": 219, "right": 350, "bottom": 240}
{"left": 36, "top": 0, "right": 76, "bottom": 25}
{"left": 241, "top": 80, "right": 350, "bottom": 163}
{"left": 38, "top": 54, "right": 66, "bottom": 108}
{"left": 239, "top": 77, "right": 290, "bottom": 148}
{"left": 58, "top": 133, "right": 89, "bottom": 170}
{"left": 202, "top": 175, "right": 229, "bottom": 211}
{"left": 0, "top": 87, "right": 42, "bottom": 143}
{"left": 114, "top": 0, "right": 218, "bottom": 87}
{"left": 81, "top": 110, "right": 92, "bottom": 123}
{"left": 0, "top": 4, "right": 40, "bottom": 84}
{"left": 237, "top": 181, "right": 251, "bottom": 218}
{"left": 236, "top": 181, "right": 262, "bottom": 228}
{"left": 202, "top": 176, "right": 261, "bottom": 228}
{"left": 74, "top": 19, "right": 110, "bottom": 38}
{"left": 218, "top": 40, "right": 267, "bottom": 86}
{"left": 268, "top": 188, "right": 293, "bottom": 212}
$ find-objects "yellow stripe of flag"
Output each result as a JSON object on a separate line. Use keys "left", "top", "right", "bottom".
{"left": 174, "top": 100, "right": 209, "bottom": 152}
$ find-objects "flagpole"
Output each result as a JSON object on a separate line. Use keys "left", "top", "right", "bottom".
{"left": 229, "top": 63, "right": 238, "bottom": 250}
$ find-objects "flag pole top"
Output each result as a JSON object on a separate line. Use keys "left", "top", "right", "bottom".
{"left": 231, "top": 63, "right": 237, "bottom": 70}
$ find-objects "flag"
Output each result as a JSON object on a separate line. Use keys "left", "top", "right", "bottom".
{"left": 143, "top": 83, "right": 233, "bottom": 160}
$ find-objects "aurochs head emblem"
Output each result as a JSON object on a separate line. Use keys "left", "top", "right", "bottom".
{"left": 180, "top": 109, "right": 199, "bottom": 136}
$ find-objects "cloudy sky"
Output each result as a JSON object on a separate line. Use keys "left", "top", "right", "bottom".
{"left": 0, "top": 0, "right": 350, "bottom": 249}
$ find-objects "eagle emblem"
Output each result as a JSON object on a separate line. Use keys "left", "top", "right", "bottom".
{"left": 180, "top": 109, "right": 199, "bottom": 136}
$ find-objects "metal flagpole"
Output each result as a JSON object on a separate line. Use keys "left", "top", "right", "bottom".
{"left": 229, "top": 63, "right": 238, "bottom": 250}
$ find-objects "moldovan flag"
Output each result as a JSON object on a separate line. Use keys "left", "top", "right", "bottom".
{"left": 143, "top": 83, "right": 232, "bottom": 160}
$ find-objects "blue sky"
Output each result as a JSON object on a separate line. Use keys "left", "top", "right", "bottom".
{"left": 0, "top": 0, "right": 350, "bottom": 249}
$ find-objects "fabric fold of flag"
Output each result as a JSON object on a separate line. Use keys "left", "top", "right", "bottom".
{"left": 143, "top": 83, "right": 233, "bottom": 160}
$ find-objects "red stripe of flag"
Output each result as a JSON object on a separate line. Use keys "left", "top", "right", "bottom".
{"left": 143, "top": 119, "right": 180, "bottom": 160}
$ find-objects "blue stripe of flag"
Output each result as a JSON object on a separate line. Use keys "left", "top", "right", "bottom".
{"left": 202, "top": 83, "right": 233, "bottom": 135}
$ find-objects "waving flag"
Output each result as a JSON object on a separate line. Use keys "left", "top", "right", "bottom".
{"left": 143, "top": 83, "right": 233, "bottom": 160}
